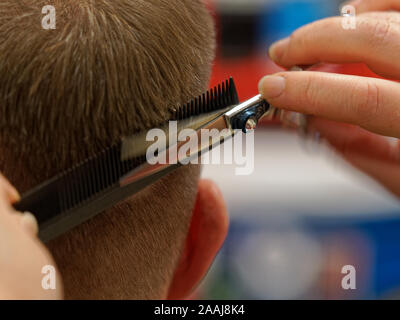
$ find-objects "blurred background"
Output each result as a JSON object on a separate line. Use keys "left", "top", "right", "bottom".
{"left": 197, "top": 0, "right": 400, "bottom": 299}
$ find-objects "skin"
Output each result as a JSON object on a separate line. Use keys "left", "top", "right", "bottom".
{"left": 259, "top": 0, "right": 400, "bottom": 197}
{"left": 11, "top": 0, "right": 400, "bottom": 299}
{"left": 0, "top": 177, "right": 228, "bottom": 299}
{"left": 0, "top": 174, "right": 63, "bottom": 299}
{"left": 168, "top": 179, "right": 229, "bottom": 299}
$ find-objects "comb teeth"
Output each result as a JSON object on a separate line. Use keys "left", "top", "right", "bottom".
{"left": 14, "top": 77, "right": 240, "bottom": 230}
{"left": 58, "top": 145, "right": 147, "bottom": 214}
{"left": 171, "top": 77, "right": 239, "bottom": 121}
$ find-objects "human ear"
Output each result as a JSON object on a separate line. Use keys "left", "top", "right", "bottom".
{"left": 167, "top": 179, "right": 228, "bottom": 299}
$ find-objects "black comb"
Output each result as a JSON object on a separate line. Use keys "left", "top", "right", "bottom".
{"left": 13, "top": 77, "right": 240, "bottom": 242}
{"left": 171, "top": 77, "right": 238, "bottom": 120}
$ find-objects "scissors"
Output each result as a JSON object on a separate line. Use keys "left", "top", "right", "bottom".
{"left": 13, "top": 77, "right": 306, "bottom": 242}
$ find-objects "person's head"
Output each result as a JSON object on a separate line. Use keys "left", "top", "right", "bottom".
{"left": 0, "top": 0, "right": 228, "bottom": 299}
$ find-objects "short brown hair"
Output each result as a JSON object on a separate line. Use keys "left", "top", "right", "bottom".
{"left": 0, "top": 0, "right": 215, "bottom": 299}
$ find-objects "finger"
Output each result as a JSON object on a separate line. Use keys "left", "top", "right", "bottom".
{"left": 361, "top": 11, "right": 400, "bottom": 24}
{"left": 347, "top": 0, "right": 400, "bottom": 13}
{"left": 309, "top": 117, "right": 400, "bottom": 163}
{"left": 0, "top": 173, "right": 20, "bottom": 204}
{"left": 258, "top": 71, "right": 400, "bottom": 138}
{"left": 309, "top": 117, "right": 400, "bottom": 197}
{"left": 6, "top": 210, "right": 39, "bottom": 237}
{"left": 18, "top": 212, "right": 39, "bottom": 236}
{"left": 268, "top": 16, "right": 400, "bottom": 79}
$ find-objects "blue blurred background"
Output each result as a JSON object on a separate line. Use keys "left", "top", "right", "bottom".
{"left": 198, "top": 0, "right": 400, "bottom": 300}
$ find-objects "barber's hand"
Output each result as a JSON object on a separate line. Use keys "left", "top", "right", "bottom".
{"left": 0, "top": 174, "right": 62, "bottom": 299}
{"left": 259, "top": 0, "right": 400, "bottom": 197}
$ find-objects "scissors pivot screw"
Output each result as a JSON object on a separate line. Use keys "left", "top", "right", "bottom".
{"left": 245, "top": 117, "right": 257, "bottom": 132}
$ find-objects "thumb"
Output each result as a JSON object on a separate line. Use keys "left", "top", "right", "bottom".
{"left": 258, "top": 71, "right": 400, "bottom": 138}
{"left": 0, "top": 173, "right": 20, "bottom": 205}
{"left": 0, "top": 173, "right": 38, "bottom": 236}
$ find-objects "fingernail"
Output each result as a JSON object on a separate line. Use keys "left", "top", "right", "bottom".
{"left": 258, "top": 75, "right": 286, "bottom": 99}
{"left": 20, "top": 212, "right": 39, "bottom": 235}
{"left": 269, "top": 37, "right": 290, "bottom": 62}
